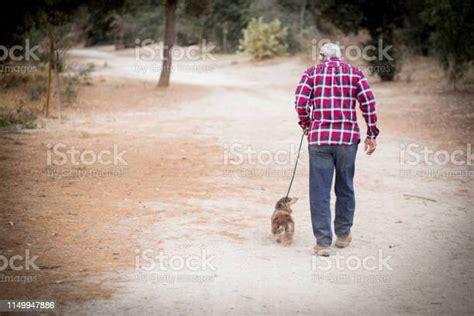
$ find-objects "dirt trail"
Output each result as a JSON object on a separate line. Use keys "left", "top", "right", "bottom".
{"left": 2, "top": 47, "right": 473, "bottom": 314}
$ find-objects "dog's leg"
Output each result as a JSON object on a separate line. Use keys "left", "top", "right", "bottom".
{"left": 282, "top": 221, "right": 294, "bottom": 246}
{"left": 271, "top": 221, "right": 280, "bottom": 235}
{"left": 278, "top": 223, "right": 290, "bottom": 246}
{"left": 288, "top": 220, "right": 295, "bottom": 233}
{"left": 274, "top": 234, "right": 282, "bottom": 243}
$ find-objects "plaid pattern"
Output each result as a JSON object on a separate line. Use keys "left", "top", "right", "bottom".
{"left": 294, "top": 57, "right": 379, "bottom": 145}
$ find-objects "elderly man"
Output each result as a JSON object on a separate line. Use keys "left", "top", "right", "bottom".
{"left": 294, "top": 42, "right": 379, "bottom": 256}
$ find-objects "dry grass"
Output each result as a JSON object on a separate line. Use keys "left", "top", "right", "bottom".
{"left": 0, "top": 77, "right": 227, "bottom": 304}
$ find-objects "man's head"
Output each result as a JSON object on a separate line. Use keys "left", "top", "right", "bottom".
{"left": 320, "top": 42, "right": 341, "bottom": 60}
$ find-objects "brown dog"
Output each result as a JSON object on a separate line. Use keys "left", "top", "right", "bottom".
{"left": 271, "top": 197, "right": 298, "bottom": 246}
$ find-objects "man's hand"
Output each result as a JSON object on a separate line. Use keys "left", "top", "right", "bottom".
{"left": 364, "top": 138, "right": 377, "bottom": 155}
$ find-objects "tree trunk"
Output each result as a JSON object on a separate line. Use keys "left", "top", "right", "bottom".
{"left": 158, "top": 0, "right": 177, "bottom": 87}
{"left": 222, "top": 22, "right": 228, "bottom": 54}
{"left": 43, "top": 27, "right": 54, "bottom": 117}
{"left": 448, "top": 56, "right": 459, "bottom": 91}
{"left": 54, "top": 51, "right": 62, "bottom": 122}
{"left": 299, "top": 0, "right": 307, "bottom": 34}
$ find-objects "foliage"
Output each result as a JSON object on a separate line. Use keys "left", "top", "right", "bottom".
{"left": 61, "top": 63, "right": 95, "bottom": 104}
{"left": 0, "top": 73, "right": 29, "bottom": 90}
{"left": 201, "top": 0, "right": 250, "bottom": 52}
{"left": 240, "top": 17, "right": 288, "bottom": 60}
{"left": 2, "top": 0, "right": 473, "bottom": 86}
{"left": 107, "top": 1, "right": 164, "bottom": 48}
{"left": 28, "top": 83, "right": 47, "bottom": 100}
{"left": 366, "top": 29, "right": 400, "bottom": 81}
{"left": 78, "top": 63, "right": 95, "bottom": 85}
{"left": 61, "top": 84, "right": 78, "bottom": 103}
{"left": 0, "top": 101, "right": 37, "bottom": 129}
{"left": 318, "top": 0, "right": 406, "bottom": 81}
{"left": 422, "top": 0, "right": 474, "bottom": 88}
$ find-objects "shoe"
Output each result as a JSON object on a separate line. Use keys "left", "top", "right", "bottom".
{"left": 313, "top": 244, "right": 331, "bottom": 257}
{"left": 335, "top": 233, "right": 352, "bottom": 248}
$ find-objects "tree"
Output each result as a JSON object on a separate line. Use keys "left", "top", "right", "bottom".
{"left": 39, "top": 9, "right": 77, "bottom": 119}
{"left": 319, "top": 0, "right": 405, "bottom": 81}
{"left": 203, "top": 0, "right": 251, "bottom": 52}
{"left": 423, "top": 0, "right": 474, "bottom": 90}
{"left": 158, "top": 0, "right": 177, "bottom": 87}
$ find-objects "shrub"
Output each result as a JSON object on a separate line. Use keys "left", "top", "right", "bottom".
{"left": 16, "top": 103, "right": 37, "bottom": 128}
{"left": 0, "top": 112, "right": 16, "bottom": 128}
{"left": 78, "top": 63, "right": 95, "bottom": 85}
{"left": 61, "top": 63, "right": 94, "bottom": 104}
{"left": 0, "top": 102, "right": 37, "bottom": 129}
{"left": 0, "top": 73, "right": 29, "bottom": 89}
{"left": 423, "top": 0, "right": 474, "bottom": 89}
{"left": 61, "top": 85, "right": 79, "bottom": 103}
{"left": 28, "top": 83, "right": 47, "bottom": 100}
{"left": 239, "top": 17, "right": 288, "bottom": 60}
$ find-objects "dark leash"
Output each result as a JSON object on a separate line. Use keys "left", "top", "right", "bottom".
{"left": 285, "top": 131, "right": 306, "bottom": 199}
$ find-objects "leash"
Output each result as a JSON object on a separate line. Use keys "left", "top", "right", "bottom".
{"left": 285, "top": 131, "right": 306, "bottom": 199}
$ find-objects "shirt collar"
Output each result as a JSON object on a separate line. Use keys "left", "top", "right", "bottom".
{"left": 324, "top": 57, "right": 343, "bottom": 62}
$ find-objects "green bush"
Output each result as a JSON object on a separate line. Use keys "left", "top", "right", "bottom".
{"left": 61, "top": 63, "right": 94, "bottom": 104}
{"left": 61, "top": 74, "right": 80, "bottom": 104}
{"left": 78, "top": 63, "right": 95, "bottom": 85}
{"left": 0, "top": 102, "right": 37, "bottom": 129}
{"left": 61, "top": 85, "right": 79, "bottom": 103}
{"left": 0, "top": 112, "right": 16, "bottom": 128}
{"left": 239, "top": 17, "right": 288, "bottom": 60}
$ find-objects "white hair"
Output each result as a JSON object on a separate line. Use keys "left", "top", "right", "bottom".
{"left": 320, "top": 42, "right": 341, "bottom": 58}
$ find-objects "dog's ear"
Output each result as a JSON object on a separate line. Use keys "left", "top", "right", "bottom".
{"left": 287, "top": 197, "right": 298, "bottom": 205}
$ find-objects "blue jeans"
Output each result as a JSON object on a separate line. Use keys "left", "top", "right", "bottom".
{"left": 308, "top": 143, "right": 358, "bottom": 246}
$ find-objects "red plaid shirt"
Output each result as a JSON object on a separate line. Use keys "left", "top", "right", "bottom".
{"left": 294, "top": 57, "right": 379, "bottom": 145}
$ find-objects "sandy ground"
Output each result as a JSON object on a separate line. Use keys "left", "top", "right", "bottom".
{"left": 1, "top": 46, "right": 473, "bottom": 315}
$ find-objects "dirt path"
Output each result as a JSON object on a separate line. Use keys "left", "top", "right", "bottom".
{"left": 2, "top": 47, "right": 473, "bottom": 314}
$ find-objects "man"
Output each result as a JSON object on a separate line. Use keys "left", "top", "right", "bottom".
{"left": 294, "top": 42, "right": 379, "bottom": 256}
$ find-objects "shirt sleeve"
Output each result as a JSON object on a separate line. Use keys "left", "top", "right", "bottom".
{"left": 356, "top": 71, "right": 380, "bottom": 139}
{"left": 294, "top": 71, "right": 313, "bottom": 130}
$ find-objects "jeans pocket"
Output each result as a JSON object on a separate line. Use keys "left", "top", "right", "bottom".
{"left": 308, "top": 145, "right": 332, "bottom": 160}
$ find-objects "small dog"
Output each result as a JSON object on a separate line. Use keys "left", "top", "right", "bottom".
{"left": 271, "top": 197, "right": 298, "bottom": 246}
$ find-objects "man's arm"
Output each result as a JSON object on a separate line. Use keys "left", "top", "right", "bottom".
{"left": 294, "top": 71, "right": 313, "bottom": 130}
{"left": 356, "top": 71, "right": 379, "bottom": 154}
